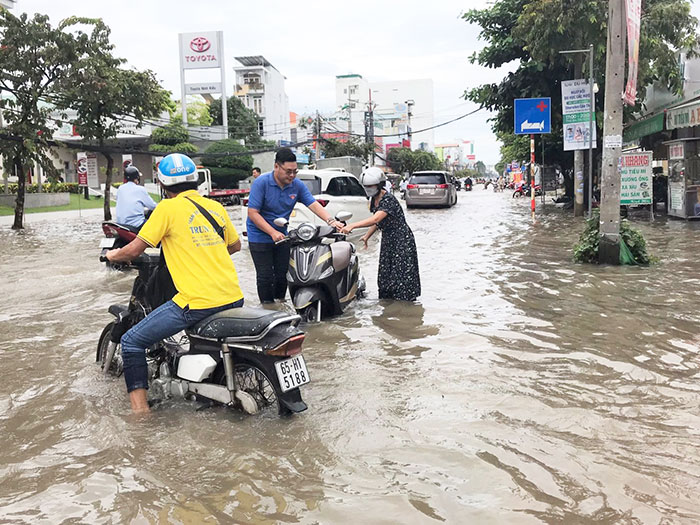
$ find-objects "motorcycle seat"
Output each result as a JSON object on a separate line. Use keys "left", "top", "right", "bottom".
{"left": 190, "top": 307, "right": 297, "bottom": 339}
{"left": 103, "top": 220, "right": 141, "bottom": 234}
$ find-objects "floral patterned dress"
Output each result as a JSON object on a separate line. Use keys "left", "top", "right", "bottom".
{"left": 370, "top": 192, "right": 421, "bottom": 301}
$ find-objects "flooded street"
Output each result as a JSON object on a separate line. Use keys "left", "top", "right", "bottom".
{"left": 2, "top": 189, "right": 700, "bottom": 524}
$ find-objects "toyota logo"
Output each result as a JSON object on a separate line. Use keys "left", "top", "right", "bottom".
{"left": 190, "top": 37, "right": 211, "bottom": 53}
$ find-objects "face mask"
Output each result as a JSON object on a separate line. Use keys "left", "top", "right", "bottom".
{"left": 364, "top": 185, "right": 379, "bottom": 197}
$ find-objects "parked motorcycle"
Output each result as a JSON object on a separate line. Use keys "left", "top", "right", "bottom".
{"left": 512, "top": 183, "right": 543, "bottom": 198}
{"left": 97, "top": 253, "right": 309, "bottom": 416}
{"left": 274, "top": 212, "right": 365, "bottom": 322}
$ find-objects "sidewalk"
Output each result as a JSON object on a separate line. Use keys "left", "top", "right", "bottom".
{"left": 0, "top": 206, "right": 106, "bottom": 227}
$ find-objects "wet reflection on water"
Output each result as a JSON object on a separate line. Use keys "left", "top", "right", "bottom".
{"left": 1, "top": 190, "right": 700, "bottom": 523}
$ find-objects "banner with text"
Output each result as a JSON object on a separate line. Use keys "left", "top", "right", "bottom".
{"left": 624, "top": 0, "right": 642, "bottom": 105}
{"left": 561, "top": 79, "right": 597, "bottom": 151}
{"left": 620, "top": 151, "right": 652, "bottom": 205}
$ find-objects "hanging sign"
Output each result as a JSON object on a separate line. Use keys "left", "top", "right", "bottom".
{"left": 624, "top": 0, "right": 642, "bottom": 105}
{"left": 76, "top": 152, "right": 88, "bottom": 187}
{"left": 620, "top": 151, "right": 652, "bottom": 205}
{"left": 666, "top": 102, "right": 700, "bottom": 130}
{"left": 561, "top": 79, "right": 597, "bottom": 151}
{"left": 669, "top": 142, "right": 685, "bottom": 160}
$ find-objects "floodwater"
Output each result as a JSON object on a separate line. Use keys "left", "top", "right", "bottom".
{"left": 1, "top": 189, "right": 700, "bottom": 524}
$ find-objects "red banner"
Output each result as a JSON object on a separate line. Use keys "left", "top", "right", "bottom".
{"left": 624, "top": 0, "right": 642, "bottom": 106}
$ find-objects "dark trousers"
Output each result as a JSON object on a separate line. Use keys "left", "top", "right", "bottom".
{"left": 249, "top": 241, "right": 290, "bottom": 303}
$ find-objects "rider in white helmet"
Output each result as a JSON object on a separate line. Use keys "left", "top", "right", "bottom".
{"left": 105, "top": 153, "right": 245, "bottom": 414}
{"left": 340, "top": 166, "right": 421, "bottom": 301}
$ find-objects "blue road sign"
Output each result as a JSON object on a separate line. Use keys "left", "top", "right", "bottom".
{"left": 514, "top": 97, "right": 551, "bottom": 135}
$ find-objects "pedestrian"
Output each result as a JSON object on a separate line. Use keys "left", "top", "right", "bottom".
{"left": 105, "top": 153, "right": 245, "bottom": 413}
{"left": 115, "top": 165, "right": 157, "bottom": 228}
{"left": 246, "top": 148, "right": 343, "bottom": 304}
{"left": 252, "top": 167, "right": 261, "bottom": 179}
{"left": 340, "top": 167, "right": 421, "bottom": 301}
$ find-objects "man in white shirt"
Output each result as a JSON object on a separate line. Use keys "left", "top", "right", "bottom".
{"left": 115, "top": 165, "right": 157, "bottom": 228}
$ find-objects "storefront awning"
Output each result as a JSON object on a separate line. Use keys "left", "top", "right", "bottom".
{"left": 666, "top": 99, "right": 700, "bottom": 130}
{"left": 623, "top": 112, "right": 665, "bottom": 142}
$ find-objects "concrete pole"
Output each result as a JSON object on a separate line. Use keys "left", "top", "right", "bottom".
{"left": 598, "top": 0, "right": 626, "bottom": 264}
{"left": 178, "top": 34, "right": 188, "bottom": 126}
{"left": 573, "top": 56, "right": 585, "bottom": 216}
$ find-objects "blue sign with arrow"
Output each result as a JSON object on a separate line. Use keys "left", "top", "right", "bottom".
{"left": 514, "top": 97, "right": 551, "bottom": 135}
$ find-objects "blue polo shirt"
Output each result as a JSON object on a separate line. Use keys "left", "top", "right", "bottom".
{"left": 246, "top": 172, "right": 316, "bottom": 243}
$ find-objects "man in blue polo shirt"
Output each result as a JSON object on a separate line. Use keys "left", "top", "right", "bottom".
{"left": 247, "top": 148, "right": 342, "bottom": 303}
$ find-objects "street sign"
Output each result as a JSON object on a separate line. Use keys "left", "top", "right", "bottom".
{"left": 620, "top": 152, "right": 652, "bottom": 205}
{"left": 561, "top": 80, "right": 597, "bottom": 151}
{"left": 514, "top": 98, "right": 551, "bottom": 135}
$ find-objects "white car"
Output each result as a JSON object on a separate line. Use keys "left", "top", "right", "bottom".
{"left": 240, "top": 169, "right": 372, "bottom": 239}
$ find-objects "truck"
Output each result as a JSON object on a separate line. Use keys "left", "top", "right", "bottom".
{"left": 196, "top": 167, "right": 249, "bottom": 206}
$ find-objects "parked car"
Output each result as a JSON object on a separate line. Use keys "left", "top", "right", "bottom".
{"left": 405, "top": 171, "right": 457, "bottom": 208}
{"left": 240, "top": 169, "right": 372, "bottom": 238}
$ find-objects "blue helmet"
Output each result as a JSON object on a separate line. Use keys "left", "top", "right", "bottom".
{"left": 157, "top": 153, "right": 198, "bottom": 186}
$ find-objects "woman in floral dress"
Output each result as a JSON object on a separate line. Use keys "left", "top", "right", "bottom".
{"left": 340, "top": 167, "right": 421, "bottom": 301}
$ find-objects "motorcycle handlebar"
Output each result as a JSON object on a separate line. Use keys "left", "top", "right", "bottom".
{"left": 99, "top": 255, "right": 109, "bottom": 262}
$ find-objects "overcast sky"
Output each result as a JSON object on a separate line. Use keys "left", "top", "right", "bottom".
{"left": 17, "top": 1, "right": 700, "bottom": 165}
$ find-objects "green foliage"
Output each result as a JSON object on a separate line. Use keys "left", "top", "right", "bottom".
{"left": 464, "top": 0, "right": 699, "bottom": 172}
{"left": 210, "top": 96, "right": 269, "bottom": 147}
{"left": 149, "top": 122, "right": 198, "bottom": 154}
{"left": 174, "top": 100, "right": 213, "bottom": 126}
{"left": 386, "top": 147, "right": 443, "bottom": 175}
{"left": 201, "top": 139, "right": 253, "bottom": 188}
{"left": 573, "top": 213, "right": 655, "bottom": 265}
{"left": 322, "top": 138, "right": 376, "bottom": 162}
{"left": 4, "top": 182, "right": 81, "bottom": 194}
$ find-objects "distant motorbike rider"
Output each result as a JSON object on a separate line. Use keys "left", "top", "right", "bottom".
{"left": 115, "top": 165, "right": 157, "bottom": 228}
{"left": 105, "top": 153, "right": 244, "bottom": 414}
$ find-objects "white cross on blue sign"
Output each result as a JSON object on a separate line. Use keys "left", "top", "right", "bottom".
{"left": 514, "top": 98, "right": 551, "bottom": 135}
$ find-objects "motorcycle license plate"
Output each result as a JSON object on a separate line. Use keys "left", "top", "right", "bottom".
{"left": 275, "top": 355, "right": 310, "bottom": 392}
{"left": 100, "top": 238, "right": 116, "bottom": 248}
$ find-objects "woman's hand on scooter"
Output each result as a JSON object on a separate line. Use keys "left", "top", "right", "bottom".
{"left": 340, "top": 224, "right": 354, "bottom": 235}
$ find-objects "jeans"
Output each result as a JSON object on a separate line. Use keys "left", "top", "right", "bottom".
{"left": 120, "top": 298, "right": 244, "bottom": 393}
{"left": 249, "top": 241, "right": 290, "bottom": 303}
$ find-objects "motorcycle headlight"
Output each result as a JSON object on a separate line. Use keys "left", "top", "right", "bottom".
{"left": 296, "top": 223, "right": 317, "bottom": 241}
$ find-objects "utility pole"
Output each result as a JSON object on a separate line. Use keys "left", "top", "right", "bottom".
{"left": 405, "top": 99, "right": 414, "bottom": 146}
{"left": 365, "top": 89, "right": 376, "bottom": 165}
{"left": 315, "top": 111, "right": 322, "bottom": 162}
{"left": 573, "top": 56, "right": 585, "bottom": 217}
{"left": 599, "top": 0, "right": 626, "bottom": 264}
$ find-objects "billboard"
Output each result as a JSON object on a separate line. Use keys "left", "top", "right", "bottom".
{"left": 179, "top": 31, "right": 221, "bottom": 70}
{"left": 562, "top": 79, "right": 597, "bottom": 151}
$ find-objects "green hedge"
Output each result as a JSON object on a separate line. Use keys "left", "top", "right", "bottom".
{"left": 3, "top": 182, "right": 82, "bottom": 194}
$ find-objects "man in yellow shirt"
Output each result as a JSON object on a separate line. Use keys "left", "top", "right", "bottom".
{"left": 106, "top": 153, "right": 244, "bottom": 414}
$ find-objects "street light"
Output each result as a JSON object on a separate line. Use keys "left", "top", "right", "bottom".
{"left": 560, "top": 44, "right": 595, "bottom": 218}
{"left": 405, "top": 99, "right": 415, "bottom": 145}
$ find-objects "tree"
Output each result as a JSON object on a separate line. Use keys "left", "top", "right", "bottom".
{"left": 386, "top": 147, "right": 442, "bottom": 175}
{"left": 322, "top": 137, "right": 376, "bottom": 162}
{"left": 475, "top": 160, "right": 487, "bottom": 176}
{"left": 200, "top": 139, "right": 253, "bottom": 188}
{"left": 59, "top": 16, "right": 170, "bottom": 221}
{"left": 149, "top": 122, "right": 198, "bottom": 154}
{"left": 210, "top": 96, "right": 274, "bottom": 148}
{"left": 0, "top": 11, "right": 91, "bottom": 229}
{"left": 463, "top": 0, "right": 699, "bottom": 172}
{"left": 174, "top": 99, "right": 213, "bottom": 126}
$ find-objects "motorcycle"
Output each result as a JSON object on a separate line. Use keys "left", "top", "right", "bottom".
{"left": 512, "top": 183, "right": 543, "bottom": 198}
{"left": 464, "top": 182, "right": 473, "bottom": 191}
{"left": 100, "top": 209, "right": 153, "bottom": 269}
{"left": 273, "top": 211, "right": 365, "bottom": 322}
{"left": 97, "top": 253, "right": 309, "bottom": 416}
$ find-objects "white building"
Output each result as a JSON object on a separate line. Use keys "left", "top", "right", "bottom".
{"left": 334, "top": 74, "right": 434, "bottom": 153}
{"left": 233, "top": 56, "right": 290, "bottom": 144}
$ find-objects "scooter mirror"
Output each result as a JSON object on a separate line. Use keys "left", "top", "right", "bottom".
{"left": 273, "top": 217, "right": 288, "bottom": 227}
{"left": 335, "top": 211, "right": 353, "bottom": 222}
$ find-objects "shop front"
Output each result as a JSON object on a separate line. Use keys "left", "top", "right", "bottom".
{"left": 665, "top": 138, "right": 700, "bottom": 219}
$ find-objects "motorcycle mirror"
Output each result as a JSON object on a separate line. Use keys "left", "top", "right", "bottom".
{"left": 335, "top": 211, "right": 352, "bottom": 222}
{"left": 273, "top": 218, "right": 288, "bottom": 227}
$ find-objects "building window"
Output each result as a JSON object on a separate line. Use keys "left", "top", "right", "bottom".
{"left": 253, "top": 97, "right": 263, "bottom": 115}
{"left": 349, "top": 85, "right": 357, "bottom": 96}
{"left": 258, "top": 120, "right": 264, "bottom": 135}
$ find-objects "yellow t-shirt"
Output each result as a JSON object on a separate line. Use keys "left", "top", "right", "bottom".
{"left": 138, "top": 190, "right": 244, "bottom": 309}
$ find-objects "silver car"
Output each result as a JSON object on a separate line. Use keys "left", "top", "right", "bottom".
{"left": 405, "top": 171, "right": 458, "bottom": 208}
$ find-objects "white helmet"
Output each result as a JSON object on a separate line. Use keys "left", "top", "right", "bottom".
{"left": 157, "top": 153, "right": 198, "bottom": 187}
{"left": 359, "top": 166, "right": 386, "bottom": 187}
